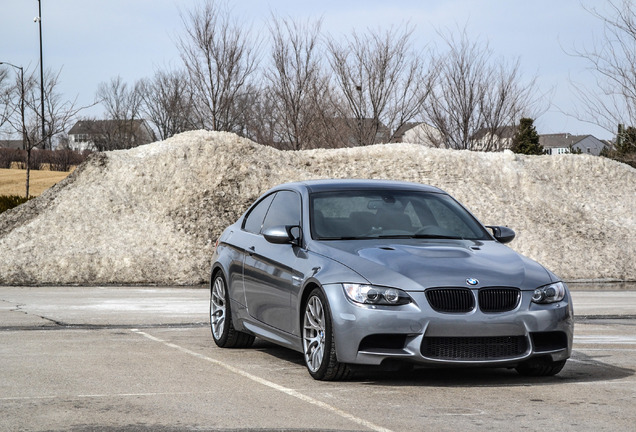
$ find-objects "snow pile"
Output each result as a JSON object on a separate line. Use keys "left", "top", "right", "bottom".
{"left": 0, "top": 130, "right": 634, "bottom": 285}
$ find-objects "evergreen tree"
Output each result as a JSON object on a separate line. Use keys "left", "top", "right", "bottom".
{"left": 511, "top": 118, "right": 544, "bottom": 155}
{"left": 604, "top": 125, "right": 636, "bottom": 168}
{"left": 617, "top": 126, "right": 636, "bottom": 155}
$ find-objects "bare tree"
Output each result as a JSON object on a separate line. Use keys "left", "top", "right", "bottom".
{"left": 231, "top": 82, "right": 275, "bottom": 144}
{"left": 327, "top": 26, "right": 431, "bottom": 146}
{"left": 3, "top": 67, "right": 83, "bottom": 197}
{"left": 422, "top": 30, "right": 539, "bottom": 151}
{"left": 477, "top": 60, "right": 540, "bottom": 151}
{"left": 177, "top": 0, "right": 259, "bottom": 133}
{"left": 97, "top": 76, "right": 143, "bottom": 122}
{"left": 94, "top": 76, "right": 148, "bottom": 150}
{"left": 265, "top": 16, "right": 330, "bottom": 149}
{"left": 0, "top": 68, "right": 12, "bottom": 131}
{"left": 570, "top": 0, "right": 636, "bottom": 135}
{"left": 138, "top": 69, "right": 195, "bottom": 141}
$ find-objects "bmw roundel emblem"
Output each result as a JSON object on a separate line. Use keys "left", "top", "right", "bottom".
{"left": 466, "top": 278, "right": 479, "bottom": 286}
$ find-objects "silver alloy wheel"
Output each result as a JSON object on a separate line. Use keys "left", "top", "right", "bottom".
{"left": 303, "top": 295, "right": 326, "bottom": 373}
{"left": 210, "top": 276, "right": 226, "bottom": 340}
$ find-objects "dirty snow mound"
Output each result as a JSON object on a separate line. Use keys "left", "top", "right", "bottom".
{"left": 0, "top": 130, "right": 634, "bottom": 285}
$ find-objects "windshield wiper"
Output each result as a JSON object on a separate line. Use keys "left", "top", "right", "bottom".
{"left": 318, "top": 234, "right": 465, "bottom": 240}
{"left": 410, "top": 234, "right": 464, "bottom": 240}
{"left": 364, "top": 234, "right": 465, "bottom": 240}
{"left": 317, "top": 236, "right": 360, "bottom": 240}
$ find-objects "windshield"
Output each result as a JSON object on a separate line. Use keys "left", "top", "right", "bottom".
{"left": 310, "top": 190, "right": 491, "bottom": 241}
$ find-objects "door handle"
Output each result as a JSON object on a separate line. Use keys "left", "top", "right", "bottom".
{"left": 247, "top": 246, "right": 255, "bottom": 256}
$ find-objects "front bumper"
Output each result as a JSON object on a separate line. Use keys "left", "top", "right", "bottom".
{"left": 323, "top": 284, "right": 574, "bottom": 367}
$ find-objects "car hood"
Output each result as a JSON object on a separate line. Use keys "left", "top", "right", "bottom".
{"left": 309, "top": 239, "right": 554, "bottom": 291}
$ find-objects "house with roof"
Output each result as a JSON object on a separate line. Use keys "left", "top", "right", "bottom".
{"left": 392, "top": 122, "right": 442, "bottom": 147}
{"left": 67, "top": 119, "right": 156, "bottom": 151}
{"left": 539, "top": 134, "right": 606, "bottom": 156}
{"left": 471, "top": 126, "right": 517, "bottom": 151}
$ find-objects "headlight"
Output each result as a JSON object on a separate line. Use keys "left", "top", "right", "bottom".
{"left": 343, "top": 283, "right": 411, "bottom": 306}
{"left": 532, "top": 282, "right": 566, "bottom": 304}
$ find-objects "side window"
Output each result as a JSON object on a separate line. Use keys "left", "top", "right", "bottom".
{"left": 243, "top": 193, "right": 276, "bottom": 234}
{"left": 262, "top": 190, "right": 301, "bottom": 232}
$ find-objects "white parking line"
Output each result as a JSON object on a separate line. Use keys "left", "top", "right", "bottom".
{"left": 575, "top": 348, "right": 636, "bottom": 352}
{"left": 130, "top": 329, "right": 395, "bottom": 432}
{"left": 574, "top": 335, "right": 636, "bottom": 345}
{"left": 575, "top": 335, "right": 636, "bottom": 340}
{"left": 0, "top": 391, "right": 214, "bottom": 401}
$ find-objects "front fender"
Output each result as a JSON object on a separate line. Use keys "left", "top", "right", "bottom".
{"left": 294, "top": 253, "right": 369, "bottom": 338}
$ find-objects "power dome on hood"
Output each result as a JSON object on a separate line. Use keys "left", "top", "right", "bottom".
{"left": 319, "top": 239, "right": 552, "bottom": 292}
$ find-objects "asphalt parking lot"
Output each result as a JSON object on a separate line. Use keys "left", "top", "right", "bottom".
{"left": 1, "top": 285, "right": 635, "bottom": 432}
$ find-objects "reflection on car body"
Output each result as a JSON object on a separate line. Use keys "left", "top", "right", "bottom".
{"left": 210, "top": 179, "right": 573, "bottom": 380}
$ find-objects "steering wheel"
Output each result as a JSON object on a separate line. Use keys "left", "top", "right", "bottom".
{"left": 414, "top": 225, "right": 440, "bottom": 235}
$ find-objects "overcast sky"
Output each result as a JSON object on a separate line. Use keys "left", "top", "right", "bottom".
{"left": 0, "top": 0, "right": 618, "bottom": 139}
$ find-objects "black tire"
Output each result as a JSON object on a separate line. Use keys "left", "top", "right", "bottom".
{"left": 302, "top": 288, "right": 351, "bottom": 381}
{"left": 515, "top": 358, "right": 567, "bottom": 377}
{"left": 210, "top": 273, "right": 254, "bottom": 348}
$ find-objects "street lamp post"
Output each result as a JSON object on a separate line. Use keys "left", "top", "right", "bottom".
{"left": 35, "top": 0, "right": 46, "bottom": 149}
{"left": 0, "top": 62, "right": 26, "bottom": 151}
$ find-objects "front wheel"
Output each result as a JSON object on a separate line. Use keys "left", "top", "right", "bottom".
{"left": 210, "top": 273, "right": 254, "bottom": 348}
{"left": 302, "top": 288, "right": 351, "bottom": 380}
{"left": 515, "top": 358, "right": 567, "bottom": 376}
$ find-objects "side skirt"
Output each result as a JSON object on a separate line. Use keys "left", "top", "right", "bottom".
{"left": 232, "top": 299, "right": 303, "bottom": 353}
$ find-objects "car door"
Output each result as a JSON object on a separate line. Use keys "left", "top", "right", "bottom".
{"left": 242, "top": 190, "right": 302, "bottom": 334}
{"left": 228, "top": 192, "right": 277, "bottom": 307}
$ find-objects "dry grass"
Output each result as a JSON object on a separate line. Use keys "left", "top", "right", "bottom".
{"left": 0, "top": 168, "right": 72, "bottom": 197}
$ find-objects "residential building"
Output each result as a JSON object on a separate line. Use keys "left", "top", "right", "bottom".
{"left": 68, "top": 119, "right": 156, "bottom": 151}
{"left": 471, "top": 126, "right": 517, "bottom": 151}
{"left": 539, "top": 134, "right": 606, "bottom": 156}
{"left": 392, "top": 122, "right": 442, "bottom": 147}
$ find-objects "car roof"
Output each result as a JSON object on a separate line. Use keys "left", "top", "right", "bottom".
{"left": 274, "top": 179, "right": 445, "bottom": 194}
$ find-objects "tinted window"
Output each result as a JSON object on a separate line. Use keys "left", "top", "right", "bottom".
{"left": 243, "top": 193, "right": 276, "bottom": 234}
{"left": 425, "top": 195, "right": 483, "bottom": 239}
{"left": 262, "top": 191, "right": 301, "bottom": 232}
{"left": 310, "top": 190, "right": 489, "bottom": 240}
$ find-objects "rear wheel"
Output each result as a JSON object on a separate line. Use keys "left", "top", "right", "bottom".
{"left": 210, "top": 273, "right": 254, "bottom": 348}
{"left": 302, "top": 288, "right": 351, "bottom": 381}
{"left": 515, "top": 358, "right": 567, "bottom": 376}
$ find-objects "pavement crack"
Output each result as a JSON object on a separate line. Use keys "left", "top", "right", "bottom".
{"left": 1, "top": 298, "right": 67, "bottom": 327}
{"left": 36, "top": 315, "right": 68, "bottom": 327}
{"left": 2, "top": 299, "right": 30, "bottom": 316}
{"left": 0, "top": 322, "right": 208, "bottom": 332}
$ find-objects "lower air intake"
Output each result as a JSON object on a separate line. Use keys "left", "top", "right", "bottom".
{"left": 421, "top": 336, "right": 528, "bottom": 360}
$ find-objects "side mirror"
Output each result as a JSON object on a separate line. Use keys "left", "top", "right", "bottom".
{"left": 262, "top": 225, "right": 301, "bottom": 245}
{"left": 486, "top": 225, "right": 516, "bottom": 244}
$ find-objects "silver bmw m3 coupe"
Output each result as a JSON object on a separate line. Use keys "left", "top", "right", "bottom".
{"left": 210, "top": 179, "right": 573, "bottom": 380}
